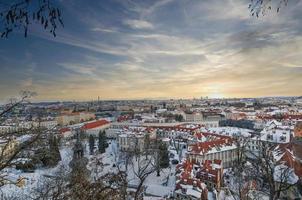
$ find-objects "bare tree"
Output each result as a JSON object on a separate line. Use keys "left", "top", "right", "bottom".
{"left": 244, "top": 141, "right": 298, "bottom": 200}
{"left": 0, "top": 91, "right": 36, "bottom": 117}
{"left": 0, "top": 91, "right": 46, "bottom": 187}
{"left": 144, "top": 133, "right": 150, "bottom": 160}
{"left": 0, "top": 91, "right": 60, "bottom": 189}
{"left": 249, "top": 0, "right": 289, "bottom": 17}
{"left": 230, "top": 135, "right": 250, "bottom": 199}
{"left": 33, "top": 164, "right": 70, "bottom": 200}
{"left": 0, "top": 0, "right": 63, "bottom": 38}
{"left": 68, "top": 159, "right": 129, "bottom": 199}
{"left": 131, "top": 155, "right": 157, "bottom": 200}
{"left": 225, "top": 134, "right": 299, "bottom": 200}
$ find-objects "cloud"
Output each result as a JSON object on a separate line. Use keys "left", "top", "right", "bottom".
{"left": 90, "top": 27, "right": 118, "bottom": 33}
{"left": 1, "top": 0, "right": 302, "bottom": 101}
{"left": 123, "top": 19, "right": 154, "bottom": 29}
{"left": 20, "top": 78, "right": 33, "bottom": 88}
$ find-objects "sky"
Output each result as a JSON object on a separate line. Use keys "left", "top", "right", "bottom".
{"left": 0, "top": 0, "right": 302, "bottom": 102}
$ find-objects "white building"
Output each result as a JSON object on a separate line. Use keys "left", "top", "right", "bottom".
{"left": 260, "top": 121, "right": 292, "bottom": 144}
{"left": 117, "top": 132, "right": 145, "bottom": 152}
{"left": 184, "top": 112, "right": 203, "bottom": 122}
{"left": 187, "top": 133, "right": 238, "bottom": 168}
{"left": 0, "top": 120, "right": 57, "bottom": 134}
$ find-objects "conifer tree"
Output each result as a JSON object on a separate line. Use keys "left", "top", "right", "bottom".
{"left": 159, "top": 142, "right": 169, "bottom": 168}
{"left": 53, "top": 136, "right": 61, "bottom": 162}
{"left": 144, "top": 133, "right": 150, "bottom": 159}
{"left": 89, "top": 135, "right": 95, "bottom": 155}
{"left": 98, "top": 130, "right": 107, "bottom": 153}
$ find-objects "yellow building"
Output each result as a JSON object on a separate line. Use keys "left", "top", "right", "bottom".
{"left": 56, "top": 112, "right": 96, "bottom": 126}
{"left": 0, "top": 137, "right": 18, "bottom": 159}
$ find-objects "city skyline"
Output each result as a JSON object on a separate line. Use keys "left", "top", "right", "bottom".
{"left": 1, "top": 0, "right": 302, "bottom": 102}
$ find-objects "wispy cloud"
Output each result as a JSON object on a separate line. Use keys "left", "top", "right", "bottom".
{"left": 90, "top": 27, "right": 118, "bottom": 33}
{"left": 0, "top": 0, "right": 301, "bottom": 101}
{"left": 123, "top": 19, "right": 154, "bottom": 29}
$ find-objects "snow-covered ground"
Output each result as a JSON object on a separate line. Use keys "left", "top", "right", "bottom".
{"left": 1, "top": 138, "right": 182, "bottom": 199}
{"left": 0, "top": 144, "right": 73, "bottom": 198}
{"left": 87, "top": 139, "right": 177, "bottom": 198}
{"left": 218, "top": 189, "right": 236, "bottom": 200}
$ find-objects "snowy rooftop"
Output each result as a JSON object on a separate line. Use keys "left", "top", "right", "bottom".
{"left": 203, "top": 126, "right": 253, "bottom": 137}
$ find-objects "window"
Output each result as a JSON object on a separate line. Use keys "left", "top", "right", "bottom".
{"left": 267, "top": 134, "right": 273, "bottom": 140}
{"left": 280, "top": 136, "right": 286, "bottom": 142}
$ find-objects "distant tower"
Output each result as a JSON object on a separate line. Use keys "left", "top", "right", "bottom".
{"left": 73, "top": 104, "right": 78, "bottom": 112}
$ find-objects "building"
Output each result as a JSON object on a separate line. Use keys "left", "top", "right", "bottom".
{"left": 184, "top": 112, "right": 203, "bottom": 122}
{"left": 0, "top": 120, "right": 58, "bottom": 134}
{"left": 187, "top": 132, "right": 237, "bottom": 168}
{"left": 81, "top": 119, "right": 110, "bottom": 136}
{"left": 56, "top": 112, "right": 95, "bottom": 126}
{"left": 59, "top": 127, "right": 73, "bottom": 138}
{"left": 196, "top": 159, "right": 223, "bottom": 190}
{"left": 225, "top": 112, "right": 247, "bottom": 120}
{"left": 271, "top": 144, "right": 302, "bottom": 199}
{"left": 116, "top": 127, "right": 149, "bottom": 152}
{"left": 0, "top": 137, "right": 18, "bottom": 158}
{"left": 0, "top": 125, "right": 17, "bottom": 134}
{"left": 38, "top": 120, "right": 58, "bottom": 129}
{"left": 201, "top": 112, "right": 223, "bottom": 128}
{"left": 260, "top": 121, "right": 292, "bottom": 144}
{"left": 292, "top": 127, "right": 302, "bottom": 185}
{"left": 117, "top": 132, "right": 145, "bottom": 152}
{"left": 200, "top": 120, "right": 219, "bottom": 128}
{"left": 175, "top": 160, "right": 208, "bottom": 200}
{"left": 254, "top": 119, "right": 266, "bottom": 130}
{"left": 294, "top": 121, "right": 302, "bottom": 137}
{"left": 155, "top": 125, "right": 201, "bottom": 139}
{"left": 174, "top": 159, "right": 223, "bottom": 199}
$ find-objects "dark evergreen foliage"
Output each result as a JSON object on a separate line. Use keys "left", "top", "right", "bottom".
{"left": 159, "top": 142, "right": 169, "bottom": 168}
{"left": 89, "top": 134, "right": 95, "bottom": 155}
{"left": 98, "top": 130, "right": 108, "bottom": 153}
{"left": 174, "top": 114, "right": 184, "bottom": 122}
{"left": 219, "top": 119, "right": 255, "bottom": 130}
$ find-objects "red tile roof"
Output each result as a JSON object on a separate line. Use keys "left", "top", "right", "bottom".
{"left": 190, "top": 137, "right": 233, "bottom": 155}
{"left": 81, "top": 119, "right": 110, "bottom": 130}
{"left": 176, "top": 159, "right": 223, "bottom": 193}
{"left": 117, "top": 115, "right": 131, "bottom": 122}
{"left": 275, "top": 144, "right": 302, "bottom": 178}
{"left": 59, "top": 127, "right": 71, "bottom": 134}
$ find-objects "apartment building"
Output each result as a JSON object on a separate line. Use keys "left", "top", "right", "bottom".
{"left": 175, "top": 159, "right": 223, "bottom": 199}
{"left": 117, "top": 132, "right": 145, "bottom": 152}
{"left": 187, "top": 133, "right": 237, "bottom": 168}
{"left": 0, "top": 137, "right": 18, "bottom": 158}
{"left": 56, "top": 112, "right": 95, "bottom": 126}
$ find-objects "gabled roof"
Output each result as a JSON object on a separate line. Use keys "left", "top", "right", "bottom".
{"left": 59, "top": 127, "right": 71, "bottom": 134}
{"left": 274, "top": 144, "right": 302, "bottom": 178}
{"left": 81, "top": 119, "right": 110, "bottom": 130}
{"left": 189, "top": 136, "right": 233, "bottom": 155}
